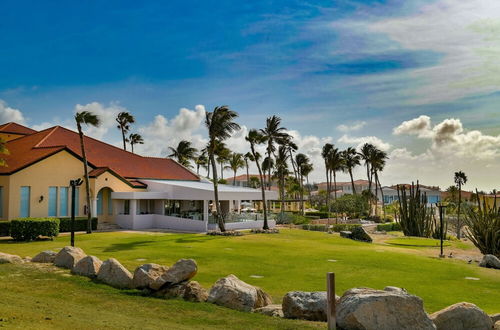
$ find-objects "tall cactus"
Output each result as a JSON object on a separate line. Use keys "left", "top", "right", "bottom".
{"left": 397, "top": 181, "right": 434, "bottom": 237}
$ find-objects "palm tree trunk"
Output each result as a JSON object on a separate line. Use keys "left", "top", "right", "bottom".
{"left": 131, "top": 143, "right": 134, "bottom": 154}
{"left": 325, "top": 163, "right": 330, "bottom": 231}
{"left": 377, "top": 172, "right": 385, "bottom": 219}
{"left": 349, "top": 169, "right": 356, "bottom": 194}
{"left": 233, "top": 170, "right": 237, "bottom": 186}
{"left": 300, "top": 173, "right": 305, "bottom": 215}
{"left": 196, "top": 163, "right": 200, "bottom": 175}
{"left": 220, "top": 162, "right": 224, "bottom": 180}
{"left": 252, "top": 147, "right": 268, "bottom": 230}
{"left": 209, "top": 153, "right": 225, "bottom": 232}
{"left": 289, "top": 149, "right": 298, "bottom": 180}
{"left": 245, "top": 160, "right": 249, "bottom": 186}
{"left": 333, "top": 171, "right": 338, "bottom": 224}
{"left": 457, "top": 183, "right": 462, "bottom": 239}
{"left": 77, "top": 124, "right": 93, "bottom": 234}
{"left": 121, "top": 128, "right": 126, "bottom": 151}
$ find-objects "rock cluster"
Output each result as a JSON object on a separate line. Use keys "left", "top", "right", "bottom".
{"left": 54, "top": 246, "right": 86, "bottom": 268}
{"left": 430, "top": 302, "right": 492, "bottom": 330}
{"left": 206, "top": 230, "right": 243, "bottom": 236}
{"left": 32, "top": 250, "right": 57, "bottom": 263}
{"left": 339, "top": 226, "right": 373, "bottom": 242}
{"left": 250, "top": 228, "right": 279, "bottom": 234}
{"left": 0, "top": 252, "right": 23, "bottom": 264}
{"left": 479, "top": 254, "right": 500, "bottom": 269}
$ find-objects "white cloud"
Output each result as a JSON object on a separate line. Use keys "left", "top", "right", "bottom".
{"left": 0, "top": 100, "right": 25, "bottom": 124}
{"left": 337, "top": 121, "right": 366, "bottom": 132}
{"left": 393, "top": 115, "right": 432, "bottom": 137}
{"left": 338, "top": 134, "right": 391, "bottom": 151}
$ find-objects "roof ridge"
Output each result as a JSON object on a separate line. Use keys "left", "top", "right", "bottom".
{"left": 33, "top": 126, "right": 60, "bottom": 148}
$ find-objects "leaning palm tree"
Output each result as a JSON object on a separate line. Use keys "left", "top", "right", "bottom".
{"left": 274, "top": 146, "right": 289, "bottom": 217}
{"left": 342, "top": 147, "right": 361, "bottom": 194}
{"left": 205, "top": 106, "right": 240, "bottom": 232}
{"left": 295, "top": 153, "right": 311, "bottom": 215}
{"left": 246, "top": 129, "right": 269, "bottom": 229}
{"left": 0, "top": 137, "right": 9, "bottom": 167}
{"left": 75, "top": 111, "right": 100, "bottom": 234}
{"left": 215, "top": 144, "right": 231, "bottom": 180}
{"left": 260, "top": 116, "right": 288, "bottom": 190}
{"left": 128, "top": 133, "right": 144, "bottom": 153}
{"left": 322, "top": 143, "right": 334, "bottom": 229}
{"left": 116, "top": 112, "right": 135, "bottom": 151}
{"left": 371, "top": 148, "right": 388, "bottom": 217}
{"left": 243, "top": 152, "right": 254, "bottom": 185}
{"left": 227, "top": 153, "right": 245, "bottom": 185}
{"left": 261, "top": 156, "right": 274, "bottom": 190}
{"left": 454, "top": 170, "right": 468, "bottom": 238}
{"left": 168, "top": 140, "right": 198, "bottom": 168}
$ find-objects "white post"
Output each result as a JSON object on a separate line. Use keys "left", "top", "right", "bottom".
{"left": 130, "top": 199, "right": 137, "bottom": 216}
{"left": 203, "top": 200, "right": 209, "bottom": 232}
{"left": 236, "top": 200, "right": 241, "bottom": 214}
{"left": 91, "top": 198, "right": 98, "bottom": 218}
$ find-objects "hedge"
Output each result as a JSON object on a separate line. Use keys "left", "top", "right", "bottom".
{"left": 301, "top": 224, "right": 327, "bottom": 231}
{"left": 59, "top": 217, "right": 98, "bottom": 232}
{"left": 376, "top": 222, "right": 402, "bottom": 232}
{"left": 10, "top": 218, "right": 60, "bottom": 241}
{"left": 305, "top": 212, "right": 333, "bottom": 219}
{"left": 301, "top": 223, "right": 362, "bottom": 232}
{"left": 0, "top": 217, "right": 98, "bottom": 237}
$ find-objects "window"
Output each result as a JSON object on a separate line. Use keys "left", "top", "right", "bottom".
{"left": 20, "top": 186, "right": 30, "bottom": 218}
{"left": 59, "top": 187, "right": 69, "bottom": 217}
{"left": 164, "top": 200, "right": 181, "bottom": 216}
{"left": 107, "top": 191, "right": 113, "bottom": 215}
{"left": 48, "top": 187, "right": 58, "bottom": 217}
{"left": 123, "top": 200, "right": 130, "bottom": 215}
{"left": 97, "top": 190, "right": 103, "bottom": 215}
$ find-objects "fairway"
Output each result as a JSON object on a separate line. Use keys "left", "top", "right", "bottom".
{"left": 1, "top": 229, "right": 499, "bottom": 315}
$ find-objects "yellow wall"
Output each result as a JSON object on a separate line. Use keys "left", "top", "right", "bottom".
{"left": 0, "top": 132, "right": 26, "bottom": 142}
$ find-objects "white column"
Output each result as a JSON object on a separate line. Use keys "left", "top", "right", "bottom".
{"left": 236, "top": 200, "right": 241, "bottom": 213}
{"left": 130, "top": 199, "right": 137, "bottom": 216}
{"left": 203, "top": 200, "right": 209, "bottom": 232}
{"left": 91, "top": 198, "right": 98, "bottom": 218}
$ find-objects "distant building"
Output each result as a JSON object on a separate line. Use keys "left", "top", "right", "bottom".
{"left": 226, "top": 174, "right": 279, "bottom": 191}
{"left": 315, "top": 179, "right": 371, "bottom": 196}
{"left": 379, "top": 184, "right": 442, "bottom": 205}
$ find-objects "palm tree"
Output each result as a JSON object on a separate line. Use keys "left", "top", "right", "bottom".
{"left": 116, "top": 112, "right": 135, "bottom": 151}
{"left": 322, "top": 143, "right": 334, "bottom": 229}
{"left": 0, "top": 138, "right": 9, "bottom": 167}
{"left": 260, "top": 116, "right": 288, "bottom": 190}
{"left": 328, "top": 147, "right": 343, "bottom": 201}
{"left": 274, "top": 146, "right": 289, "bottom": 216}
{"left": 261, "top": 156, "right": 274, "bottom": 189}
{"left": 246, "top": 129, "right": 269, "bottom": 230}
{"left": 454, "top": 170, "right": 468, "bottom": 239}
{"left": 128, "top": 133, "right": 144, "bottom": 153}
{"left": 215, "top": 144, "right": 231, "bottom": 180}
{"left": 295, "top": 153, "right": 311, "bottom": 215}
{"left": 205, "top": 106, "right": 240, "bottom": 232}
{"left": 168, "top": 140, "right": 198, "bottom": 168}
{"left": 227, "top": 153, "right": 245, "bottom": 185}
{"left": 75, "top": 111, "right": 100, "bottom": 234}
{"left": 371, "top": 148, "right": 388, "bottom": 217}
{"left": 243, "top": 152, "right": 254, "bottom": 185}
{"left": 359, "top": 143, "right": 376, "bottom": 193}
{"left": 342, "top": 147, "right": 361, "bottom": 194}
{"left": 194, "top": 152, "right": 208, "bottom": 176}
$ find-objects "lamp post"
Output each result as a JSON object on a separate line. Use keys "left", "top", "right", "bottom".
{"left": 70, "top": 178, "right": 83, "bottom": 247}
{"left": 436, "top": 203, "right": 447, "bottom": 258}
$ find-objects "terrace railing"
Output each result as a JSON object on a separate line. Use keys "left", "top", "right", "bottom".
{"left": 208, "top": 212, "right": 276, "bottom": 224}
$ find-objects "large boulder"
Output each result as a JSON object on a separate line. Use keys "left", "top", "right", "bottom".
{"left": 350, "top": 226, "right": 373, "bottom": 243}
{"left": 72, "top": 256, "right": 103, "bottom": 278}
{"left": 491, "top": 313, "right": 500, "bottom": 324}
{"left": 133, "top": 263, "right": 169, "bottom": 289}
{"left": 254, "top": 304, "right": 284, "bottom": 318}
{"left": 150, "top": 259, "right": 197, "bottom": 290}
{"left": 337, "top": 287, "right": 435, "bottom": 330}
{"left": 494, "top": 321, "right": 500, "bottom": 330}
{"left": 430, "top": 302, "right": 492, "bottom": 330}
{"left": 54, "top": 246, "right": 86, "bottom": 269}
{"left": 282, "top": 291, "right": 335, "bottom": 321}
{"left": 479, "top": 254, "right": 500, "bottom": 269}
{"left": 157, "top": 280, "right": 208, "bottom": 302}
{"left": 97, "top": 258, "right": 133, "bottom": 289}
{"left": 207, "top": 274, "right": 272, "bottom": 312}
{"left": 32, "top": 250, "right": 57, "bottom": 263}
{"left": 0, "top": 252, "right": 23, "bottom": 264}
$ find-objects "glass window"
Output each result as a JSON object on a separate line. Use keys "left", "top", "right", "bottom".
{"left": 60, "top": 187, "right": 68, "bottom": 217}
{"left": 107, "top": 191, "right": 113, "bottom": 215}
{"left": 20, "top": 186, "right": 30, "bottom": 218}
{"left": 164, "top": 200, "right": 181, "bottom": 216}
{"left": 48, "top": 187, "right": 58, "bottom": 217}
{"left": 124, "top": 200, "right": 130, "bottom": 215}
{"left": 97, "top": 190, "right": 103, "bottom": 215}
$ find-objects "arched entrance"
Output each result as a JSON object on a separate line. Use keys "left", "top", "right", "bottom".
{"left": 96, "top": 187, "right": 114, "bottom": 223}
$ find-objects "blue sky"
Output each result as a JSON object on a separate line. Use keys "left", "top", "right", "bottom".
{"left": 1, "top": 0, "right": 500, "bottom": 189}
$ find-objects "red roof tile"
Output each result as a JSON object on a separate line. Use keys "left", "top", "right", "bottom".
{"left": 0, "top": 122, "right": 37, "bottom": 135}
{"left": 0, "top": 125, "right": 199, "bottom": 181}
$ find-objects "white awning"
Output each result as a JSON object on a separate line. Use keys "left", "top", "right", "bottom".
{"left": 111, "top": 179, "right": 278, "bottom": 200}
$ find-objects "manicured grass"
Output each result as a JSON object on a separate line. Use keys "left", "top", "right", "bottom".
{"left": 0, "top": 263, "right": 321, "bottom": 329}
{"left": 386, "top": 237, "right": 452, "bottom": 247}
{"left": 1, "top": 229, "right": 499, "bottom": 316}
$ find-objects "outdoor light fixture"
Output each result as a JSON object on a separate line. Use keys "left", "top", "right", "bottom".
{"left": 39, "top": 195, "right": 44, "bottom": 203}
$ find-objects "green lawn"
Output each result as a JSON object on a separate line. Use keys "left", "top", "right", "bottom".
{"left": 386, "top": 237, "right": 452, "bottom": 247}
{"left": 0, "top": 229, "right": 499, "bottom": 319}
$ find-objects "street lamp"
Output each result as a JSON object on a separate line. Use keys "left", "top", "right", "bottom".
{"left": 70, "top": 178, "right": 83, "bottom": 247}
{"left": 435, "top": 202, "right": 448, "bottom": 258}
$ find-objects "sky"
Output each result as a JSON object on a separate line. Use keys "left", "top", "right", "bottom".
{"left": 1, "top": 0, "right": 500, "bottom": 191}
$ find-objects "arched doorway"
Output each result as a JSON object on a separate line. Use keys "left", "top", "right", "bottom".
{"left": 96, "top": 187, "right": 114, "bottom": 223}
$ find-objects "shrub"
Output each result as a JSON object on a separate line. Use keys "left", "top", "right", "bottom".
{"left": 331, "top": 194, "right": 369, "bottom": 218}
{"left": 305, "top": 212, "right": 333, "bottom": 219}
{"left": 331, "top": 224, "right": 362, "bottom": 232}
{"left": 301, "top": 224, "right": 327, "bottom": 232}
{"left": 10, "top": 218, "right": 59, "bottom": 241}
{"left": 0, "top": 221, "right": 9, "bottom": 236}
{"left": 276, "top": 212, "right": 310, "bottom": 225}
{"left": 377, "top": 223, "right": 402, "bottom": 232}
{"left": 464, "top": 195, "right": 500, "bottom": 258}
{"left": 58, "top": 217, "right": 98, "bottom": 232}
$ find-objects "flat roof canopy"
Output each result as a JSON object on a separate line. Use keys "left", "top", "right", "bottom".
{"left": 112, "top": 179, "right": 278, "bottom": 200}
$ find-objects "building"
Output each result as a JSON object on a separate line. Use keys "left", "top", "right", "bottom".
{"left": 0, "top": 122, "right": 277, "bottom": 232}
{"left": 378, "top": 184, "right": 442, "bottom": 205}
{"left": 315, "top": 179, "right": 371, "bottom": 196}
{"left": 226, "top": 174, "right": 279, "bottom": 191}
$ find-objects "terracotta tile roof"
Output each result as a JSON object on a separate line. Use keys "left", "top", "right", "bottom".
{"left": 227, "top": 174, "right": 274, "bottom": 181}
{"left": 0, "top": 125, "right": 199, "bottom": 181}
{"left": 0, "top": 122, "right": 37, "bottom": 135}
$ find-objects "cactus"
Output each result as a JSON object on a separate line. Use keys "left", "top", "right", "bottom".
{"left": 397, "top": 181, "right": 435, "bottom": 237}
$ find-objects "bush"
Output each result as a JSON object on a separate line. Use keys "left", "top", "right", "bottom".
{"left": 0, "top": 221, "right": 9, "bottom": 236}
{"left": 276, "top": 212, "right": 310, "bottom": 225}
{"left": 305, "top": 212, "right": 333, "bottom": 219}
{"left": 10, "top": 218, "right": 59, "bottom": 241}
{"left": 301, "top": 224, "right": 327, "bottom": 232}
{"left": 331, "top": 224, "right": 362, "bottom": 232}
{"left": 331, "top": 194, "right": 369, "bottom": 217}
{"left": 58, "top": 217, "right": 98, "bottom": 232}
{"left": 377, "top": 223, "right": 402, "bottom": 232}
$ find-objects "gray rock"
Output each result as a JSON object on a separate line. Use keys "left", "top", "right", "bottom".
{"left": 208, "top": 274, "right": 272, "bottom": 312}
{"left": 479, "top": 254, "right": 500, "bottom": 269}
{"left": 337, "top": 287, "right": 435, "bottom": 330}
{"left": 340, "top": 231, "right": 352, "bottom": 238}
{"left": 157, "top": 280, "right": 208, "bottom": 302}
{"left": 97, "top": 258, "right": 133, "bottom": 289}
{"left": 72, "top": 256, "right": 103, "bottom": 278}
{"left": 254, "top": 304, "right": 284, "bottom": 318}
{"left": 491, "top": 313, "right": 500, "bottom": 324}
{"left": 54, "top": 246, "right": 86, "bottom": 269}
{"left": 282, "top": 291, "right": 337, "bottom": 321}
{"left": 132, "top": 263, "right": 169, "bottom": 289}
{"left": 150, "top": 259, "right": 197, "bottom": 290}
{"left": 384, "top": 286, "right": 408, "bottom": 294}
{"left": 494, "top": 320, "right": 500, "bottom": 330}
{"left": 430, "top": 302, "right": 492, "bottom": 330}
{"left": 0, "top": 252, "right": 23, "bottom": 264}
{"left": 350, "top": 226, "right": 373, "bottom": 242}
{"left": 32, "top": 250, "right": 57, "bottom": 263}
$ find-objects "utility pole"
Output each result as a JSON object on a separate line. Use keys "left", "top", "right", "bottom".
{"left": 70, "top": 178, "right": 83, "bottom": 247}
{"left": 327, "top": 272, "right": 336, "bottom": 330}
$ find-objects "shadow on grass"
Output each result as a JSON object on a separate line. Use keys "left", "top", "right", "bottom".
{"left": 173, "top": 235, "right": 219, "bottom": 244}
{"left": 102, "top": 240, "right": 156, "bottom": 252}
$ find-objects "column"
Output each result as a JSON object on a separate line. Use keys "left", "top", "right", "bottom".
{"left": 236, "top": 200, "right": 241, "bottom": 213}
{"left": 130, "top": 199, "right": 137, "bottom": 216}
{"left": 91, "top": 198, "right": 98, "bottom": 218}
{"left": 203, "top": 200, "right": 209, "bottom": 232}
